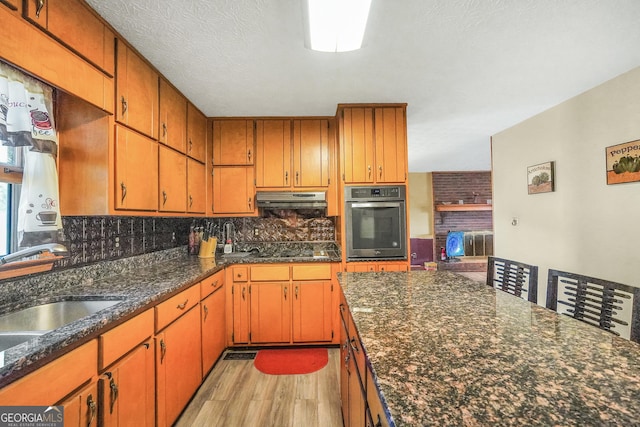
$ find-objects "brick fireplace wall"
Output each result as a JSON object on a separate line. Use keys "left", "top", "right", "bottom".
{"left": 432, "top": 171, "right": 493, "bottom": 255}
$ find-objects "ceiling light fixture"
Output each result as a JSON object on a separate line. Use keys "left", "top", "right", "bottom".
{"left": 304, "top": 0, "right": 372, "bottom": 52}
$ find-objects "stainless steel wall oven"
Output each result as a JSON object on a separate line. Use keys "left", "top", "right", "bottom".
{"left": 345, "top": 185, "right": 407, "bottom": 261}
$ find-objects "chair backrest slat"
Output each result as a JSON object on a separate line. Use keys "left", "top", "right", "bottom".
{"left": 486, "top": 256, "right": 538, "bottom": 303}
{"left": 547, "top": 269, "right": 640, "bottom": 343}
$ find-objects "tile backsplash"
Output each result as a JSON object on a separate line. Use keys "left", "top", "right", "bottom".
{"left": 59, "top": 211, "right": 335, "bottom": 269}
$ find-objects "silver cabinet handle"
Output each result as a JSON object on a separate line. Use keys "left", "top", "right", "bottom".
{"left": 36, "top": 0, "right": 45, "bottom": 18}
{"left": 120, "top": 182, "right": 127, "bottom": 204}
{"left": 160, "top": 339, "right": 166, "bottom": 362}
{"left": 177, "top": 299, "right": 189, "bottom": 310}
{"left": 203, "top": 304, "right": 209, "bottom": 322}
{"left": 162, "top": 190, "right": 167, "bottom": 206}
{"left": 86, "top": 393, "right": 96, "bottom": 427}
{"left": 121, "top": 96, "right": 127, "bottom": 115}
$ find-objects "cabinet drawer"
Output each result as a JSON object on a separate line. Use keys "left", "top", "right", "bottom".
{"left": 99, "top": 308, "right": 154, "bottom": 370}
{"left": 231, "top": 266, "right": 249, "bottom": 282}
{"left": 155, "top": 284, "right": 200, "bottom": 332}
{"left": 0, "top": 339, "right": 98, "bottom": 405}
{"left": 291, "top": 263, "right": 331, "bottom": 280}
{"left": 251, "top": 265, "right": 290, "bottom": 281}
{"left": 200, "top": 270, "right": 225, "bottom": 300}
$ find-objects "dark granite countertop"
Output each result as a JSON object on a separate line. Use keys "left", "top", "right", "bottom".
{"left": 0, "top": 244, "right": 341, "bottom": 387}
{"left": 339, "top": 270, "right": 640, "bottom": 427}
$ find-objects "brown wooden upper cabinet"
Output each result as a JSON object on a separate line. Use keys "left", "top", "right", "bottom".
{"left": 293, "top": 119, "right": 330, "bottom": 187}
{"left": 212, "top": 166, "right": 255, "bottom": 215}
{"left": 114, "top": 125, "right": 158, "bottom": 211}
{"left": 187, "top": 102, "right": 207, "bottom": 163}
{"left": 23, "top": 0, "right": 115, "bottom": 76}
{"left": 341, "top": 105, "right": 407, "bottom": 184}
{"left": 116, "top": 39, "right": 159, "bottom": 140}
{"left": 255, "top": 119, "right": 330, "bottom": 189}
{"left": 212, "top": 119, "right": 254, "bottom": 166}
{"left": 187, "top": 159, "right": 206, "bottom": 214}
{"left": 255, "top": 119, "right": 291, "bottom": 188}
{"left": 158, "top": 145, "right": 187, "bottom": 212}
{"left": 159, "top": 78, "right": 187, "bottom": 153}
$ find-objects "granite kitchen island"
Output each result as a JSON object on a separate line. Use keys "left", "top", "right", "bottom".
{"left": 339, "top": 270, "right": 640, "bottom": 426}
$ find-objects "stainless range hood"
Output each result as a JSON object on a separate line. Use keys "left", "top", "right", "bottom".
{"left": 256, "top": 191, "right": 327, "bottom": 209}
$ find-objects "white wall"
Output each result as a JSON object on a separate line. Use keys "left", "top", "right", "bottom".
{"left": 408, "top": 172, "right": 433, "bottom": 238}
{"left": 492, "top": 66, "right": 640, "bottom": 304}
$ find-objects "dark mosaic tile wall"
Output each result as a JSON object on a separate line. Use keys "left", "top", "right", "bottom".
{"left": 59, "top": 211, "right": 335, "bottom": 268}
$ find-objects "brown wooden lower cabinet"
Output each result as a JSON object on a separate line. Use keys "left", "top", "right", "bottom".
{"left": 340, "top": 289, "right": 390, "bottom": 427}
{"left": 228, "top": 263, "right": 338, "bottom": 346}
{"left": 0, "top": 339, "right": 98, "bottom": 406}
{"left": 99, "top": 341, "right": 155, "bottom": 427}
{"left": 345, "top": 262, "right": 408, "bottom": 272}
{"left": 201, "top": 284, "right": 226, "bottom": 376}
{"left": 155, "top": 306, "right": 202, "bottom": 427}
{"left": 60, "top": 380, "right": 99, "bottom": 427}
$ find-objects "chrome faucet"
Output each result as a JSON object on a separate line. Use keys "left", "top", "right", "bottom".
{"left": 0, "top": 243, "right": 69, "bottom": 265}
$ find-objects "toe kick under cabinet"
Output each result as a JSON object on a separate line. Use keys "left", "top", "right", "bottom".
{"left": 226, "top": 263, "right": 340, "bottom": 347}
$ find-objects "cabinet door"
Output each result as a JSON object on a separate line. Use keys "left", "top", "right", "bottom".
{"left": 366, "top": 368, "right": 390, "bottom": 427}
{"left": 212, "top": 120, "right": 254, "bottom": 165}
{"left": 348, "top": 352, "right": 366, "bottom": 427}
{"left": 212, "top": 166, "right": 255, "bottom": 214}
{"left": 232, "top": 283, "right": 250, "bottom": 344}
{"left": 0, "top": 340, "right": 97, "bottom": 406}
{"left": 156, "top": 307, "right": 202, "bottom": 427}
{"left": 293, "top": 119, "right": 329, "bottom": 187}
{"left": 100, "top": 342, "right": 155, "bottom": 427}
{"left": 342, "top": 107, "right": 374, "bottom": 184}
{"left": 374, "top": 107, "right": 407, "bottom": 183}
{"left": 187, "top": 159, "right": 206, "bottom": 213}
{"left": 292, "top": 281, "right": 332, "bottom": 342}
{"left": 159, "top": 145, "right": 187, "bottom": 212}
{"left": 339, "top": 303, "right": 350, "bottom": 425}
{"left": 250, "top": 282, "right": 291, "bottom": 344}
{"left": 255, "top": 119, "right": 291, "bottom": 188}
{"left": 378, "top": 262, "right": 408, "bottom": 272}
{"left": 60, "top": 381, "right": 98, "bottom": 427}
{"left": 116, "top": 40, "right": 158, "bottom": 139}
{"left": 345, "top": 263, "right": 377, "bottom": 272}
{"left": 45, "top": 0, "right": 116, "bottom": 75}
{"left": 201, "top": 286, "right": 226, "bottom": 376}
{"left": 114, "top": 126, "right": 158, "bottom": 211}
{"left": 159, "top": 78, "right": 187, "bottom": 153}
{"left": 187, "top": 102, "right": 207, "bottom": 162}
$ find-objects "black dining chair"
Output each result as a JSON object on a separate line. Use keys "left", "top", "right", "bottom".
{"left": 486, "top": 256, "right": 538, "bottom": 303}
{"left": 546, "top": 269, "right": 640, "bottom": 343}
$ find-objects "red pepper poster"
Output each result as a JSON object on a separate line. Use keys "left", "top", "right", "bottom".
{"left": 606, "top": 139, "right": 640, "bottom": 185}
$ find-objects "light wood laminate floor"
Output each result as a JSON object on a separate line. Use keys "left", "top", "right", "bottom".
{"left": 176, "top": 348, "right": 343, "bottom": 427}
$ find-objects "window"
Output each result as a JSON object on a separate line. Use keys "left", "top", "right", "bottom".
{"left": 0, "top": 145, "right": 23, "bottom": 256}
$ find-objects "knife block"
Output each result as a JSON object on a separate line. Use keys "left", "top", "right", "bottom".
{"left": 198, "top": 237, "right": 217, "bottom": 258}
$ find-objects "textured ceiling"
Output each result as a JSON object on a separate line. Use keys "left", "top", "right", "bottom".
{"left": 85, "top": 0, "right": 640, "bottom": 172}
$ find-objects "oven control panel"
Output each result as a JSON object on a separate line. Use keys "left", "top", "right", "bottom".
{"left": 346, "top": 186, "right": 405, "bottom": 201}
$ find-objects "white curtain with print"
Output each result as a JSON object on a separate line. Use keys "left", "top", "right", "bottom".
{"left": 0, "top": 62, "right": 62, "bottom": 248}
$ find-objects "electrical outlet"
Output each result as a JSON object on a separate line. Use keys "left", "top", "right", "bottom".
{"left": 254, "top": 228, "right": 259, "bottom": 236}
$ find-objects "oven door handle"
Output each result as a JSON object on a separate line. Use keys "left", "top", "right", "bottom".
{"left": 350, "top": 202, "right": 402, "bottom": 208}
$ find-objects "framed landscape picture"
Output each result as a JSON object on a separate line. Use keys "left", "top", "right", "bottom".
{"left": 527, "top": 161, "right": 555, "bottom": 194}
{"left": 605, "top": 139, "right": 640, "bottom": 185}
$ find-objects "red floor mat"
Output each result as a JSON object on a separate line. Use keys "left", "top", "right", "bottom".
{"left": 254, "top": 348, "right": 328, "bottom": 375}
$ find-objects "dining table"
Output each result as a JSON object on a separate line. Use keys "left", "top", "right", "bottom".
{"left": 338, "top": 270, "right": 640, "bottom": 426}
